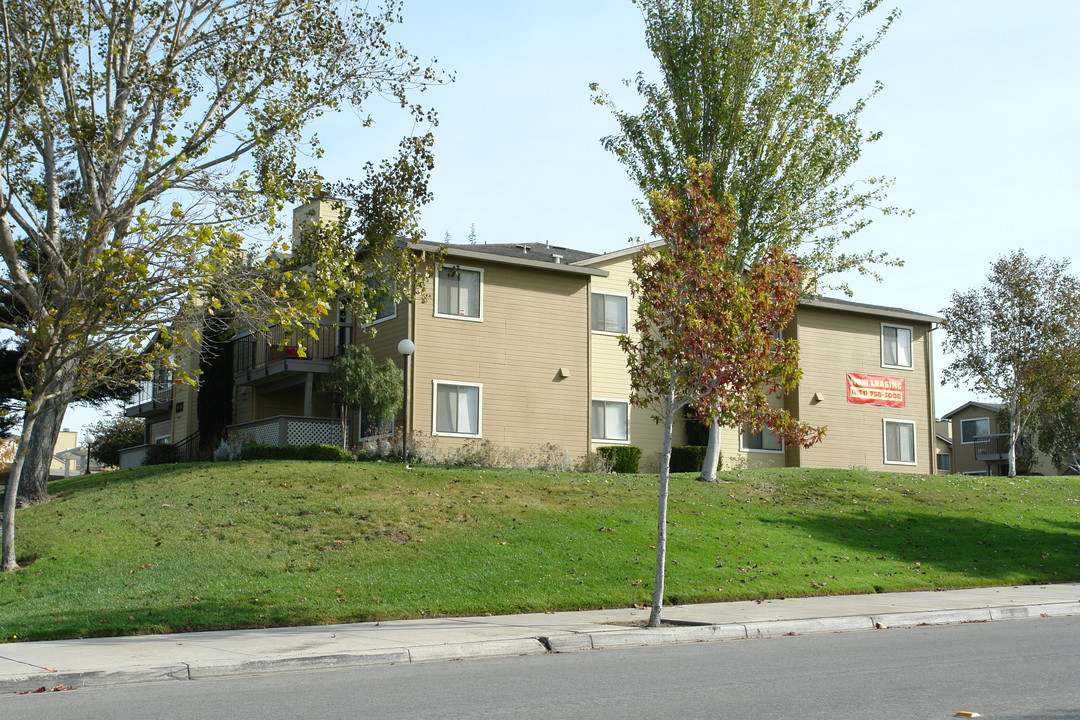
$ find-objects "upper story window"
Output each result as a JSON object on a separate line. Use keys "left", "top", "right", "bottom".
{"left": 960, "top": 417, "right": 990, "bottom": 444}
{"left": 435, "top": 265, "right": 482, "bottom": 320}
{"left": 884, "top": 419, "right": 916, "bottom": 465}
{"left": 363, "top": 277, "right": 397, "bottom": 326}
{"left": 740, "top": 426, "right": 784, "bottom": 453}
{"left": 591, "top": 293, "right": 628, "bottom": 334}
{"left": 881, "top": 323, "right": 913, "bottom": 369}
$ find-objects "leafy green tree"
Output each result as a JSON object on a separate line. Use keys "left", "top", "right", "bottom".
{"left": 593, "top": 0, "right": 902, "bottom": 480}
{"left": 1035, "top": 398, "right": 1080, "bottom": 475}
{"left": 86, "top": 415, "right": 145, "bottom": 469}
{"left": 1, "top": 0, "right": 443, "bottom": 571}
{"left": 321, "top": 345, "right": 403, "bottom": 450}
{"left": 941, "top": 251, "right": 1080, "bottom": 478}
{"left": 623, "top": 161, "right": 823, "bottom": 626}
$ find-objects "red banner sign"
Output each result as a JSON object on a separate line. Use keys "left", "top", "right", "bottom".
{"left": 846, "top": 373, "right": 905, "bottom": 407}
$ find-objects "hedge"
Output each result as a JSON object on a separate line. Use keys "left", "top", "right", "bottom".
{"left": 240, "top": 443, "right": 353, "bottom": 462}
{"left": 669, "top": 445, "right": 709, "bottom": 473}
{"left": 596, "top": 445, "right": 642, "bottom": 473}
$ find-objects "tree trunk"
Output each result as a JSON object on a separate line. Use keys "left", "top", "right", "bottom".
{"left": 697, "top": 420, "right": 721, "bottom": 482}
{"left": 15, "top": 395, "right": 65, "bottom": 506}
{"left": 648, "top": 377, "right": 677, "bottom": 628}
{"left": 2, "top": 410, "right": 38, "bottom": 571}
{"left": 1008, "top": 426, "right": 1018, "bottom": 478}
{"left": 15, "top": 401, "right": 62, "bottom": 506}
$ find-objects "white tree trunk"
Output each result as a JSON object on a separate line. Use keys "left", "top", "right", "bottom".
{"left": 648, "top": 375, "right": 677, "bottom": 627}
{"left": 698, "top": 420, "right": 721, "bottom": 482}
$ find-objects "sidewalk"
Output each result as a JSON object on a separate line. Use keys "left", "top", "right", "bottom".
{"left": 3, "top": 583, "right": 1078, "bottom": 693}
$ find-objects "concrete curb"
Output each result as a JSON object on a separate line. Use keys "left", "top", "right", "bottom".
{"left": 3, "top": 601, "right": 1078, "bottom": 692}
{"left": 2, "top": 664, "right": 189, "bottom": 693}
{"left": 546, "top": 602, "right": 1080, "bottom": 654}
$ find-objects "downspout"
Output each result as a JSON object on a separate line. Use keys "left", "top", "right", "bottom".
{"left": 926, "top": 322, "right": 937, "bottom": 474}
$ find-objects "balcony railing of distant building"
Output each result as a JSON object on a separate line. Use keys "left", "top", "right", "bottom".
{"left": 124, "top": 370, "right": 174, "bottom": 417}
{"left": 973, "top": 433, "right": 1011, "bottom": 463}
{"left": 232, "top": 323, "right": 349, "bottom": 382}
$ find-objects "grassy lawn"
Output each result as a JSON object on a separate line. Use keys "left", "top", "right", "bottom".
{"left": 1, "top": 461, "right": 1078, "bottom": 642}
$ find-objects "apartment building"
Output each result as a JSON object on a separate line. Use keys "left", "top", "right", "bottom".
{"left": 124, "top": 202, "right": 942, "bottom": 473}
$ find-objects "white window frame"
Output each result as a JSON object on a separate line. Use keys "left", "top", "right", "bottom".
{"left": 434, "top": 265, "right": 483, "bottom": 322}
{"left": 432, "top": 380, "right": 482, "bottom": 438}
{"left": 881, "top": 323, "right": 914, "bottom": 370}
{"left": 739, "top": 426, "right": 785, "bottom": 454}
{"left": 591, "top": 398, "right": 630, "bottom": 443}
{"left": 960, "top": 417, "right": 990, "bottom": 444}
{"left": 361, "top": 277, "right": 397, "bottom": 328}
{"left": 590, "top": 292, "right": 629, "bottom": 335}
{"left": 936, "top": 452, "right": 951, "bottom": 472}
{"left": 883, "top": 418, "right": 917, "bottom": 465}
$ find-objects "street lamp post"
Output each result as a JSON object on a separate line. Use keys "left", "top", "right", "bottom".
{"left": 397, "top": 339, "right": 414, "bottom": 465}
{"left": 83, "top": 433, "right": 95, "bottom": 475}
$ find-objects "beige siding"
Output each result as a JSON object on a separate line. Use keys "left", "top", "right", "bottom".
{"left": 948, "top": 406, "right": 1000, "bottom": 475}
{"left": 587, "top": 253, "right": 686, "bottom": 460}
{"left": 362, "top": 259, "right": 592, "bottom": 458}
{"left": 789, "top": 306, "right": 935, "bottom": 474}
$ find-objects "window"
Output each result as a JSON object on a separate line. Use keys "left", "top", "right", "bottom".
{"left": 154, "top": 435, "right": 171, "bottom": 444}
{"left": 881, "top": 324, "right": 913, "bottom": 369}
{"left": 740, "top": 426, "right": 784, "bottom": 453}
{"left": 936, "top": 452, "right": 951, "bottom": 472}
{"left": 433, "top": 381, "right": 481, "bottom": 437}
{"left": 960, "top": 417, "right": 990, "bottom": 444}
{"left": 884, "top": 419, "right": 916, "bottom": 465}
{"left": 963, "top": 470, "right": 989, "bottom": 476}
{"left": 357, "top": 407, "right": 393, "bottom": 440}
{"left": 435, "top": 266, "right": 482, "bottom": 320}
{"left": 337, "top": 305, "right": 354, "bottom": 349}
{"left": 591, "top": 293, "right": 628, "bottom": 334}
{"left": 592, "top": 399, "right": 629, "bottom": 442}
{"left": 363, "top": 277, "right": 396, "bottom": 326}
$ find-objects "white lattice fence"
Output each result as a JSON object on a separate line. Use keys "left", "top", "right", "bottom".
{"left": 286, "top": 420, "right": 341, "bottom": 446}
{"left": 227, "top": 416, "right": 340, "bottom": 447}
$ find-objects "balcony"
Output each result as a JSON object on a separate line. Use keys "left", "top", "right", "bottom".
{"left": 233, "top": 323, "right": 346, "bottom": 385}
{"left": 973, "top": 433, "right": 1010, "bottom": 462}
{"left": 125, "top": 376, "right": 173, "bottom": 418}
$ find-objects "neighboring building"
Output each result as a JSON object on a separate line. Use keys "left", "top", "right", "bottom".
{"left": 123, "top": 201, "right": 943, "bottom": 473}
{"left": 1, "top": 429, "right": 86, "bottom": 477}
{"left": 938, "top": 401, "right": 1056, "bottom": 476}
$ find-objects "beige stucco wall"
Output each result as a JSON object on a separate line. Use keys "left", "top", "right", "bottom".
{"left": 787, "top": 305, "right": 936, "bottom": 474}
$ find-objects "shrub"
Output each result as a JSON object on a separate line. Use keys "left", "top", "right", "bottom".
{"left": 86, "top": 414, "right": 146, "bottom": 468}
{"left": 670, "top": 445, "right": 709, "bottom": 473}
{"left": 143, "top": 443, "right": 178, "bottom": 466}
{"left": 596, "top": 445, "right": 641, "bottom": 473}
{"left": 240, "top": 443, "right": 353, "bottom": 462}
{"left": 573, "top": 451, "right": 612, "bottom": 473}
{"left": 213, "top": 437, "right": 244, "bottom": 462}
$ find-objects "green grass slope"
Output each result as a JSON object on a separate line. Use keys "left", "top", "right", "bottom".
{"left": 2, "top": 462, "right": 1078, "bottom": 642}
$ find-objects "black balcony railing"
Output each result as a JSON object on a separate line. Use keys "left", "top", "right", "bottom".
{"left": 125, "top": 375, "right": 174, "bottom": 416}
{"left": 973, "top": 433, "right": 1010, "bottom": 462}
{"left": 233, "top": 324, "right": 346, "bottom": 380}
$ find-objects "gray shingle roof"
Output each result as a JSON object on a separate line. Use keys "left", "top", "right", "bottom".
{"left": 443, "top": 242, "right": 598, "bottom": 265}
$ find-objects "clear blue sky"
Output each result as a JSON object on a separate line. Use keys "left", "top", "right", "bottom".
{"left": 65, "top": 0, "right": 1080, "bottom": 435}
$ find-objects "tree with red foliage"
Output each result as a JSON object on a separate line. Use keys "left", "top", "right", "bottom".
{"left": 623, "top": 160, "right": 825, "bottom": 626}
